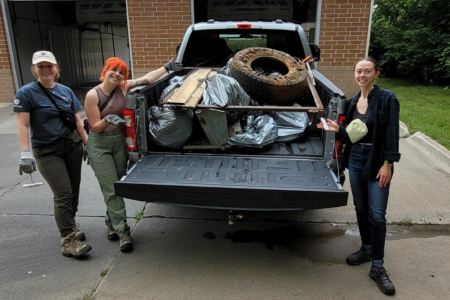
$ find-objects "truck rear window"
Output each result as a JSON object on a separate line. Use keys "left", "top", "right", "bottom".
{"left": 182, "top": 29, "right": 305, "bottom": 68}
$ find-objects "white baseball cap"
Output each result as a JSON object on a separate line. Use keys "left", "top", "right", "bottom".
{"left": 32, "top": 51, "right": 57, "bottom": 64}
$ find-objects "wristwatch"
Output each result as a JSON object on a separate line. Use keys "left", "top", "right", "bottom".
{"left": 385, "top": 160, "right": 394, "bottom": 165}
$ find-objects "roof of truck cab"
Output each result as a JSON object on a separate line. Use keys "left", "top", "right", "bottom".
{"left": 191, "top": 20, "right": 300, "bottom": 31}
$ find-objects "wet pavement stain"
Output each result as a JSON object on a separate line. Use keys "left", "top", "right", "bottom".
{"left": 218, "top": 224, "right": 363, "bottom": 264}
{"left": 219, "top": 223, "right": 450, "bottom": 264}
{"left": 203, "top": 231, "right": 217, "bottom": 240}
{"left": 223, "top": 224, "right": 347, "bottom": 252}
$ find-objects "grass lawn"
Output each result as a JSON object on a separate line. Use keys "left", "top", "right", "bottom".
{"left": 375, "top": 78, "right": 450, "bottom": 150}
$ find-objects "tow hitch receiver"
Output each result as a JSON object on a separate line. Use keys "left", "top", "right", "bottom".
{"left": 228, "top": 211, "right": 244, "bottom": 225}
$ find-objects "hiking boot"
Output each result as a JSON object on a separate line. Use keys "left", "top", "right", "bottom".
{"left": 346, "top": 247, "right": 372, "bottom": 266}
{"left": 107, "top": 225, "right": 119, "bottom": 241}
{"left": 61, "top": 232, "right": 92, "bottom": 258}
{"left": 119, "top": 235, "right": 133, "bottom": 252}
{"left": 72, "top": 222, "right": 86, "bottom": 241}
{"left": 369, "top": 266, "right": 396, "bottom": 295}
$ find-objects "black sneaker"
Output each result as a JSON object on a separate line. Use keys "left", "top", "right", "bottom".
{"left": 369, "top": 266, "right": 396, "bottom": 295}
{"left": 346, "top": 247, "right": 372, "bottom": 266}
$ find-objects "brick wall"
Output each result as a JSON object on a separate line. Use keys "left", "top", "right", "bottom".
{"left": 0, "top": 6, "right": 15, "bottom": 103}
{"left": 127, "top": 0, "right": 191, "bottom": 78}
{"left": 317, "top": 0, "right": 372, "bottom": 97}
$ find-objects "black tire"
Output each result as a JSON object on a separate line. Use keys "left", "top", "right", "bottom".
{"left": 230, "top": 47, "right": 308, "bottom": 104}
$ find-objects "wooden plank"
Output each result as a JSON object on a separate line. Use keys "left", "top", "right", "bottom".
{"left": 167, "top": 69, "right": 212, "bottom": 105}
{"left": 306, "top": 75, "right": 324, "bottom": 118}
{"left": 184, "top": 82, "right": 206, "bottom": 108}
{"left": 195, "top": 105, "right": 319, "bottom": 112}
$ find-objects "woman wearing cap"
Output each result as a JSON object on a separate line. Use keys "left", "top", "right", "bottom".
{"left": 13, "top": 51, "right": 91, "bottom": 258}
{"left": 84, "top": 57, "right": 182, "bottom": 252}
{"left": 317, "top": 57, "right": 400, "bottom": 295}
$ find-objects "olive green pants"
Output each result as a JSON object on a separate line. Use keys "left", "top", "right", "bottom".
{"left": 87, "top": 131, "right": 130, "bottom": 237}
{"left": 32, "top": 131, "right": 82, "bottom": 237}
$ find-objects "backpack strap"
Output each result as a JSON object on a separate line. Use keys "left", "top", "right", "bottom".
{"left": 95, "top": 87, "right": 116, "bottom": 113}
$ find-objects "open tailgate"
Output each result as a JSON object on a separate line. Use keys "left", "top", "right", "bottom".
{"left": 115, "top": 154, "right": 348, "bottom": 211}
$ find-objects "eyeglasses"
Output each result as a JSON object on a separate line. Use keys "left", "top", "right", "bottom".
{"left": 355, "top": 70, "right": 372, "bottom": 75}
{"left": 35, "top": 64, "right": 55, "bottom": 70}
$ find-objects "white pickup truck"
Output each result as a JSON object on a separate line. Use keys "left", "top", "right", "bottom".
{"left": 115, "top": 20, "right": 349, "bottom": 213}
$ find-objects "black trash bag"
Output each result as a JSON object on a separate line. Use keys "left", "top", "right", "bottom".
{"left": 228, "top": 114, "right": 278, "bottom": 148}
{"left": 148, "top": 106, "right": 194, "bottom": 148}
{"left": 160, "top": 76, "right": 184, "bottom": 98}
{"left": 269, "top": 104, "right": 310, "bottom": 142}
{"left": 203, "top": 74, "right": 258, "bottom": 107}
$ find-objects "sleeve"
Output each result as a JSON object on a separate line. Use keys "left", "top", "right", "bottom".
{"left": 383, "top": 92, "right": 401, "bottom": 162}
{"left": 69, "top": 88, "right": 83, "bottom": 113}
{"left": 12, "top": 88, "right": 32, "bottom": 113}
{"left": 336, "top": 125, "right": 350, "bottom": 143}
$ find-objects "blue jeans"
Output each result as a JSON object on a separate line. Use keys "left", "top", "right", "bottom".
{"left": 348, "top": 143, "right": 390, "bottom": 261}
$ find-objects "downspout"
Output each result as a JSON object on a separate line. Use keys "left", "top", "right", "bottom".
{"left": 1, "top": 0, "right": 20, "bottom": 91}
{"left": 190, "top": 0, "right": 195, "bottom": 24}
{"left": 125, "top": 1, "right": 133, "bottom": 77}
{"left": 314, "top": 0, "right": 322, "bottom": 69}
{"left": 366, "top": 0, "right": 374, "bottom": 57}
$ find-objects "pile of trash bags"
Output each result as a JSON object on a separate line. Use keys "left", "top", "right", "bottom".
{"left": 148, "top": 72, "right": 309, "bottom": 149}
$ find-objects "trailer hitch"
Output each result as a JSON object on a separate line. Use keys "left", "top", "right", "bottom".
{"left": 228, "top": 211, "right": 244, "bottom": 225}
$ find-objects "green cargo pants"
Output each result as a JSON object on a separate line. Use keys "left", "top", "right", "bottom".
{"left": 32, "top": 131, "right": 82, "bottom": 237}
{"left": 87, "top": 131, "right": 130, "bottom": 237}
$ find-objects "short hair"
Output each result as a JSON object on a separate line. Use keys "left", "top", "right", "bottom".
{"left": 100, "top": 57, "right": 129, "bottom": 88}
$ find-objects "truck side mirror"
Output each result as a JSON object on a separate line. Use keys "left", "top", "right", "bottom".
{"left": 309, "top": 44, "right": 320, "bottom": 61}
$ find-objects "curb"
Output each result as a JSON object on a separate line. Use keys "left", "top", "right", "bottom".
{"left": 399, "top": 121, "right": 409, "bottom": 138}
{"left": 407, "top": 131, "right": 450, "bottom": 172}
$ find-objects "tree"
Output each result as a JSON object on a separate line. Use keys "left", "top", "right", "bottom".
{"left": 370, "top": 0, "right": 450, "bottom": 85}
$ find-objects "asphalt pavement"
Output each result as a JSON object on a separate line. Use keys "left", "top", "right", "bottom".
{"left": 1, "top": 103, "right": 449, "bottom": 300}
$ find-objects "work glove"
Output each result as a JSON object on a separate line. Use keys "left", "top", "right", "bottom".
{"left": 83, "top": 144, "right": 89, "bottom": 165}
{"left": 104, "top": 114, "right": 126, "bottom": 126}
{"left": 164, "top": 58, "right": 183, "bottom": 73}
{"left": 19, "top": 150, "right": 37, "bottom": 175}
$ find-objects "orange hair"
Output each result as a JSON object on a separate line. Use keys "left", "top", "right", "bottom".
{"left": 100, "top": 57, "right": 129, "bottom": 88}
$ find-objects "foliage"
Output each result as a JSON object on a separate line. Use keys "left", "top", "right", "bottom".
{"left": 370, "top": 0, "right": 450, "bottom": 85}
{"left": 376, "top": 77, "right": 450, "bottom": 150}
{"left": 134, "top": 210, "right": 144, "bottom": 220}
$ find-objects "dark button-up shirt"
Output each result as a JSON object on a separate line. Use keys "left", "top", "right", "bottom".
{"left": 337, "top": 85, "right": 401, "bottom": 179}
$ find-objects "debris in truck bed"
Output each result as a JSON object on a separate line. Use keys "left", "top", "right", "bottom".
{"left": 148, "top": 106, "right": 194, "bottom": 149}
{"left": 166, "top": 69, "right": 215, "bottom": 108}
{"left": 228, "top": 114, "right": 278, "bottom": 148}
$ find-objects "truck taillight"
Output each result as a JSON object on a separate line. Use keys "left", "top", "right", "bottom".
{"left": 333, "top": 115, "right": 346, "bottom": 159}
{"left": 237, "top": 24, "right": 252, "bottom": 29}
{"left": 123, "top": 108, "right": 137, "bottom": 152}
